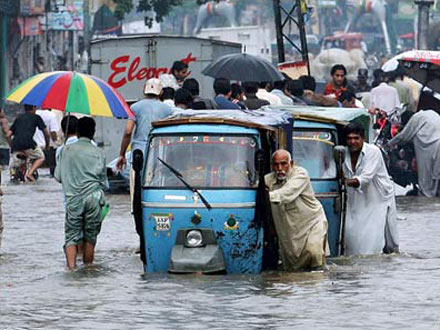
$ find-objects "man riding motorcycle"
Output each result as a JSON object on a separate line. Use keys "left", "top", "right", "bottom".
{"left": 7, "top": 105, "right": 50, "bottom": 182}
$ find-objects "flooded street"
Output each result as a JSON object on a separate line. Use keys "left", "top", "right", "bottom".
{"left": 1, "top": 171, "right": 439, "bottom": 330}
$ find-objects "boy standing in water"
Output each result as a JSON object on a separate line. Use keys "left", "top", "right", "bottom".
{"left": 55, "top": 117, "right": 108, "bottom": 270}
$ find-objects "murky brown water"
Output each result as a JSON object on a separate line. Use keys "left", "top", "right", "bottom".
{"left": 1, "top": 171, "right": 440, "bottom": 329}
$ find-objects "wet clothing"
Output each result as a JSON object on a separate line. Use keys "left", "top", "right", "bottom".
{"left": 10, "top": 146, "right": 45, "bottom": 168}
{"left": 0, "top": 122, "right": 8, "bottom": 149}
{"left": 0, "top": 188, "right": 3, "bottom": 248}
{"left": 389, "top": 81, "right": 415, "bottom": 113}
{"left": 389, "top": 110, "right": 440, "bottom": 197}
{"left": 34, "top": 110, "right": 59, "bottom": 148}
{"left": 343, "top": 143, "right": 399, "bottom": 255}
{"left": 370, "top": 82, "right": 400, "bottom": 114}
{"left": 256, "top": 88, "right": 282, "bottom": 105}
{"left": 191, "top": 96, "right": 218, "bottom": 110}
{"left": 0, "top": 148, "right": 8, "bottom": 167}
{"left": 55, "top": 137, "right": 107, "bottom": 247}
{"left": 403, "top": 77, "right": 421, "bottom": 105}
{"left": 159, "top": 74, "right": 180, "bottom": 90}
{"left": 65, "top": 189, "right": 106, "bottom": 247}
{"left": 214, "top": 95, "right": 240, "bottom": 110}
{"left": 230, "top": 99, "right": 247, "bottom": 110}
{"left": 55, "top": 137, "right": 106, "bottom": 202}
{"left": 130, "top": 99, "right": 172, "bottom": 153}
{"left": 323, "top": 83, "right": 346, "bottom": 99}
{"left": 243, "top": 94, "right": 270, "bottom": 110}
{"left": 353, "top": 82, "right": 371, "bottom": 94}
{"left": 265, "top": 166, "right": 328, "bottom": 271}
{"left": 0, "top": 120, "right": 10, "bottom": 166}
{"left": 34, "top": 110, "right": 59, "bottom": 175}
{"left": 291, "top": 95, "right": 308, "bottom": 105}
{"left": 10, "top": 112, "right": 46, "bottom": 152}
{"left": 55, "top": 136, "right": 78, "bottom": 163}
{"left": 304, "top": 90, "right": 339, "bottom": 107}
{"left": 271, "top": 89, "right": 294, "bottom": 106}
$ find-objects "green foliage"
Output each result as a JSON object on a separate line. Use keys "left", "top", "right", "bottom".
{"left": 111, "top": 0, "right": 183, "bottom": 22}
{"left": 113, "top": 0, "right": 134, "bottom": 20}
{"left": 138, "top": 0, "right": 184, "bottom": 22}
{"left": 111, "top": 0, "right": 275, "bottom": 26}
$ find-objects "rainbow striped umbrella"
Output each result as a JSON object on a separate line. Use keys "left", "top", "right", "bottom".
{"left": 6, "top": 71, "right": 133, "bottom": 118}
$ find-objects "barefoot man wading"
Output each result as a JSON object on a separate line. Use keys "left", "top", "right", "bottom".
{"left": 55, "top": 117, "right": 108, "bottom": 270}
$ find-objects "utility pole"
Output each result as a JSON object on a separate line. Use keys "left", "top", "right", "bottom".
{"left": 0, "top": 12, "right": 6, "bottom": 108}
{"left": 83, "top": 0, "right": 90, "bottom": 73}
{"left": 415, "top": 0, "right": 434, "bottom": 50}
{"left": 273, "top": 0, "right": 310, "bottom": 74}
{"left": 0, "top": 0, "right": 15, "bottom": 108}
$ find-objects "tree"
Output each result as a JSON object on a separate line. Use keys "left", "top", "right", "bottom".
{"left": 113, "top": 0, "right": 134, "bottom": 20}
{"left": 112, "top": 0, "right": 183, "bottom": 22}
{"left": 138, "top": 0, "right": 183, "bottom": 22}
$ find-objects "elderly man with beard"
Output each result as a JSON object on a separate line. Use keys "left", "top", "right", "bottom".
{"left": 265, "top": 150, "right": 328, "bottom": 271}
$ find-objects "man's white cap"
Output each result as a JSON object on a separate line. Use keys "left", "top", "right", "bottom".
{"left": 143, "top": 78, "right": 163, "bottom": 95}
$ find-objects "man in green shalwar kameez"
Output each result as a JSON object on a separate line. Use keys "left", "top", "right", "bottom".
{"left": 55, "top": 117, "right": 107, "bottom": 270}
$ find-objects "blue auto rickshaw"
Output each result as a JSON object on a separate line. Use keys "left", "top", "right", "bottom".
{"left": 132, "top": 109, "right": 293, "bottom": 274}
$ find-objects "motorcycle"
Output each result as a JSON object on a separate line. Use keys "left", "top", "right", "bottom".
{"left": 10, "top": 152, "right": 38, "bottom": 182}
{"left": 373, "top": 105, "right": 418, "bottom": 191}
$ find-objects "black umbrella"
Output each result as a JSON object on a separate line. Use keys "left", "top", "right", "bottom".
{"left": 202, "top": 53, "right": 284, "bottom": 82}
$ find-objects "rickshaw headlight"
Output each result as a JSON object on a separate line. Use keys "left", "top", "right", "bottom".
{"left": 186, "top": 230, "right": 203, "bottom": 248}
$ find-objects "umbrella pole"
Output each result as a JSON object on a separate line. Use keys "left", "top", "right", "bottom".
{"left": 64, "top": 112, "right": 71, "bottom": 145}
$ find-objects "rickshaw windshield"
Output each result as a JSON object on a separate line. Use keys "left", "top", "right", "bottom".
{"left": 292, "top": 130, "right": 336, "bottom": 179}
{"left": 144, "top": 134, "right": 258, "bottom": 188}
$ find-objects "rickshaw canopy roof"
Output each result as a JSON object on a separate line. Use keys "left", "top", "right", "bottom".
{"left": 152, "top": 109, "right": 293, "bottom": 132}
{"left": 265, "top": 105, "right": 369, "bottom": 126}
{"left": 264, "top": 105, "right": 370, "bottom": 140}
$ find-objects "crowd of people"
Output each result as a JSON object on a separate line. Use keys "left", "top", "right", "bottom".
{"left": 1, "top": 57, "right": 439, "bottom": 272}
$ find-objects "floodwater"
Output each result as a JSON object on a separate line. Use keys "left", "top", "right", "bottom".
{"left": 1, "top": 171, "right": 439, "bottom": 330}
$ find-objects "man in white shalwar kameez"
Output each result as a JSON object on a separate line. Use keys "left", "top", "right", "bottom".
{"left": 388, "top": 110, "right": 440, "bottom": 197}
{"left": 265, "top": 150, "right": 328, "bottom": 271}
{"left": 343, "top": 123, "right": 399, "bottom": 256}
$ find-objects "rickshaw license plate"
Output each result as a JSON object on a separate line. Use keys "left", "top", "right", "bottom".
{"left": 155, "top": 216, "right": 171, "bottom": 231}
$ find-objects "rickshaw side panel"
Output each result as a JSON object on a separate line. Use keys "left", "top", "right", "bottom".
{"left": 314, "top": 189, "right": 341, "bottom": 257}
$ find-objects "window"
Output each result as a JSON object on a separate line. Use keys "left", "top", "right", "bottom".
{"left": 144, "top": 135, "right": 258, "bottom": 188}
{"left": 293, "top": 130, "right": 336, "bottom": 179}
